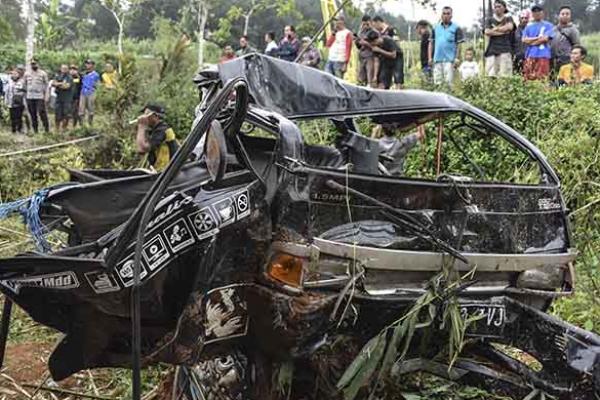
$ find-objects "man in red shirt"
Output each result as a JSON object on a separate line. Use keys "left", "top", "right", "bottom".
{"left": 325, "top": 16, "right": 353, "bottom": 78}
{"left": 219, "top": 46, "right": 236, "bottom": 64}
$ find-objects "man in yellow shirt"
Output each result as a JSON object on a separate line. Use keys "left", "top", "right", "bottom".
{"left": 558, "top": 45, "right": 594, "bottom": 86}
{"left": 136, "top": 104, "right": 179, "bottom": 172}
{"left": 101, "top": 62, "right": 118, "bottom": 89}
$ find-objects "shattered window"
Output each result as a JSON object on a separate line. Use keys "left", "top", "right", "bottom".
{"left": 402, "top": 115, "right": 543, "bottom": 184}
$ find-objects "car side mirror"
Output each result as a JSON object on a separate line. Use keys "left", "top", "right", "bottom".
{"left": 204, "top": 120, "right": 228, "bottom": 182}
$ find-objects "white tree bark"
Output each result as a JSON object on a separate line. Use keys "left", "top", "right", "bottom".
{"left": 25, "top": 0, "right": 37, "bottom": 65}
{"left": 197, "top": 0, "right": 209, "bottom": 67}
{"left": 243, "top": 9, "right": 254, "bottom": 36}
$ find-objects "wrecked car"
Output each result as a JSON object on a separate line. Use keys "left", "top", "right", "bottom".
{"left": 0, "top": 54, "right": 598, "bottom": 400}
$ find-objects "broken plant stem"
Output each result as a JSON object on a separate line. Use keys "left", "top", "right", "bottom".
{"left": 21, "top": 384, "right": 115, "bottom": 400}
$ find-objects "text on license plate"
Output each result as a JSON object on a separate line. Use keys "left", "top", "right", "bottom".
{"left": 460, "top": 304, "right": 506, "bottom": 338}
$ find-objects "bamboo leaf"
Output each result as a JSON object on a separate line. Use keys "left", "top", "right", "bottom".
{"left": 337, "top": 333, "right": 386, "bottom": 390}
{"left": 338, "top": 333, "right": 386, "bottom": 400}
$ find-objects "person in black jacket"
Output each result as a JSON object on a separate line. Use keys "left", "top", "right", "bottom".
{"left": 69, "top": 65, "right": 82, "bottom": 127}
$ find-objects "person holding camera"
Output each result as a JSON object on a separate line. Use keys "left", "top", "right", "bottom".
{"left": 52, "top": 64, "right": 74, "bottom": 133}
{"left": 278, "top": 25, "right": 300, "bottom": 62}
{"left": 365, "top": 29, "right": 399, "bottom": 90}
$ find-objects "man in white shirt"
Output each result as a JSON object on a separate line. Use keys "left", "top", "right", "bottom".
{"left": 459, "top": 48, "right": 480, "bottom": 80}
{"left": 325, "top": 16, "right": 353, "bottom": 78}
{"left": 264, "top": 31, "right": 278, "bottom": 56}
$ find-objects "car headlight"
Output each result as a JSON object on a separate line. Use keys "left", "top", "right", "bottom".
{"left": 267, "top": 253, "right": 304, "bottom": 288}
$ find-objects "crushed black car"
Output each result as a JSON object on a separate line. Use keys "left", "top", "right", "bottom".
{"left": 0, "top": 55, "right": 598, "bottom": 400}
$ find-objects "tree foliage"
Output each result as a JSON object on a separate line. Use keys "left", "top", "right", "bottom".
{"left": 1, "top": 0, "right": 25, "bottom": 40}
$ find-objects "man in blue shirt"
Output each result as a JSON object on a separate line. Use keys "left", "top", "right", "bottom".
{"left": 79, "top": 59, "right": 100, "bottom": 125}
{"left": 522, "top": 4, "right": 554, "bottom": 80}
{"left": 428, "top": 6, "right": 465, "bottom": 87}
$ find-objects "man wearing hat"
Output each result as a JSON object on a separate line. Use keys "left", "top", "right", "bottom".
{"left": 298, "top": 36, "right": 321, "bottom": 68}
{"left": 136, "top": 104, "right": 180, "bottom": 172}
{"left": 79, "top": 59, "right": 100, "bottom": 125}
{"left": 23, "top": 57, "right": 50, "bottom": 134}
{"left": 522, "top": 5, "right": 554, "bottom": 80}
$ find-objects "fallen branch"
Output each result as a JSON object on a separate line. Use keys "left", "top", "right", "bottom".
{"left": 21, "top": 384, "right": 115, "bottom": 400}
{"left": 0, "top": 373, "right": 33, "bottom": 398}
{"left": 0, "top": 136, "right": 100, "bottom": 159}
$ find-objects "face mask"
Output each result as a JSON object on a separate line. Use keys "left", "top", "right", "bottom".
{"left": 31, "top": 65, "right": 39, "bottom": 71}
{"left": 12, "top": 76, "right": 19, "bottom": 81}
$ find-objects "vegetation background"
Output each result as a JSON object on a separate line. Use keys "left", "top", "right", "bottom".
{"left": 0, "top": 0, "right": 599, "bottom": 399}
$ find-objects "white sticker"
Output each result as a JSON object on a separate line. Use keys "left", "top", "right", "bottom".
{"left": 85, "top": 271, "right": 120, "bottom": 294}
{"left": 189, "top": 207, "right": 220, "bottom": 240}
{"left": 213, "top": 197, "right": 236, "bottom": 227}
{"left": 142, "top": 235, "right": 170, "bottom": 272}
{"left": 235, "top": 191, "right": 251, "bottom": 220}
{"left": 538, "top": 198, "right": 561, "bottom": 211}
{"left": 163, "top": 218, "right": 195, "bottom": 253}
{"left": 1, "top": 271, "right": 80, "bottom": 294}
{"left": 203, "top": 284, "right": 249, "bottom": 344}
{"left": 116, "top": 255, "right": 148, "bottom": 288}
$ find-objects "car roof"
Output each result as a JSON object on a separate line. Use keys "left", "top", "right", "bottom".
{"left": 196, "top": 54, "right": 469, "bottom": 120}
{"left": 194, "top": 54, "right": 560, "bottom": 185}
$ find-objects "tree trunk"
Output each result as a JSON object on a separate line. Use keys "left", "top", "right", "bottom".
{"left": 197, "top": 0, "right": 209, "bottom": 67}
{"left": 25, "top": 0, "right": 36, "bottom": 65}
{"left": 243, "top": 10, "right": 253, "bottom": 36}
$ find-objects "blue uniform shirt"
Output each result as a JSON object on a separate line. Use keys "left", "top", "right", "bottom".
{"left": 432, "top": 22, "right": 465, "bottom": 63}
{"left": 523, "top": 21, "right": 555, "bottom": 59}
{"left": 81, "top": 70, "right": 100, "bottom": 96}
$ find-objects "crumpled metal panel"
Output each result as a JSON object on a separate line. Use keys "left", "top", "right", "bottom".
{"left": 216, "top": 54, "right": 464, "bottom": 120}
{"left": 276, "top": 170, "right": 569, "bottom": 255}
{"left": 0, "top": 176, "right": 269, "bottom": 380}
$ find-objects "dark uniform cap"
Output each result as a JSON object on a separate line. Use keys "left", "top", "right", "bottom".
{"left": 142, "top": 103, "right": 166, "bottom": 118}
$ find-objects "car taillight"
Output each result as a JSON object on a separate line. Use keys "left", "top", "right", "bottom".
{"left": 267, "top": 253, "right": 304, "bottom": 288}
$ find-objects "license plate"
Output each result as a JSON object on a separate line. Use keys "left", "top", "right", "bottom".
{"left": 460, "top": 303, "right": 506, "bottom": 338}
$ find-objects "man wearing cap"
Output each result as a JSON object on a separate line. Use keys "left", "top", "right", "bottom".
{"left": 325, "top": 16, "right": 353, "bottom": 78}
{"left": 136, "top": 104, "right": 180, "bottom": 172}
{"left": 298, "top": 36, "right": 321, "bottom": 68}
{"left": 484, "top": 0, "right": 515, "bottom": 77}
{"left": 513, "top": 10, "right": 531, "bottom": 74}
{"left": 79, "top": 59, "right": 100, "bottom": 125}
{"left": 522, "top": 5, "right": 554, "bottom": 80}
{"left": 52, "top": 64, "right": 74, "bottom": 133}
{"left": 23, "top": 58, "right": 50, "bottom": 134}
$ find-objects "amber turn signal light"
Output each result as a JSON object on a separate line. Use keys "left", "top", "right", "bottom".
{"left": 267, "top": 253, "right": 304, "bottom": 288}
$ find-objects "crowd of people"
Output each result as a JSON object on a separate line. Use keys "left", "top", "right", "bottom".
{"left": 1, "top": 59, "right": 117, "bottom": 134}
{"left": 220, "top": 2, "right": 595, "bottom": 89}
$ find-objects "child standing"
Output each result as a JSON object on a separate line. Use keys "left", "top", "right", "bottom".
{"left": 459, "top": 48, "right": 480, "bottom": 81}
